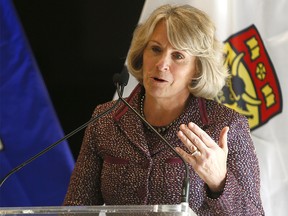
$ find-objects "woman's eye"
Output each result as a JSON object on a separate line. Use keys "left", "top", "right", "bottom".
{"left": 173, "top": 53, "right": 184, "bottom": 60}
{"left": 151, "top": 46, "right": 161, "bottom": 53}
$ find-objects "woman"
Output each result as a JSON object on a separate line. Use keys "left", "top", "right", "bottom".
{"left": 64, "top": 4, "right": 264, "bottom": 215}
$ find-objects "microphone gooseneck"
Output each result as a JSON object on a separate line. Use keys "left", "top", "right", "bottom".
{"left": 114, "top": 71, "right": 190, "bottom": 204}
{"left": 0, "top": 75, "right": 127, "bottom": 188}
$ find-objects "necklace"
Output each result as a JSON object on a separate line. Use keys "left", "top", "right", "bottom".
{"left": 140, "top": 95, "right": 176, "bottom": 134}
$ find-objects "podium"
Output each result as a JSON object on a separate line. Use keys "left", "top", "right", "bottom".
{"left": 0, "top": 203, "right": 197, "bottom": 215}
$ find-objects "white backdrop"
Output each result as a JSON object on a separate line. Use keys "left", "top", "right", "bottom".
{"left": 118, "top": 0, "right": 288, "bottom": 215}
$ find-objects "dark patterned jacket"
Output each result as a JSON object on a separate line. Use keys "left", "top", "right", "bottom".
{"left": 64, "top": 84, "right": 264, "bottom": 215}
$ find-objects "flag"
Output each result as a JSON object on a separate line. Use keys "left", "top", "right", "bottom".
{"left": 0, "top": 0, "right": 75, "bottom": 206}
{"left": 123, "top": 0, "right": 288, "bottom": 215}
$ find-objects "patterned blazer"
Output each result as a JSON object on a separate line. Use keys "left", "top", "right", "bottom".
{"left": 64, "top": 84, "right": 264, "bottom": 216}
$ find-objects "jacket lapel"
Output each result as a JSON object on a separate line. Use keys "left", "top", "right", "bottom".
{"left": 113, "top": 84, "right": 150, "bottom": 156}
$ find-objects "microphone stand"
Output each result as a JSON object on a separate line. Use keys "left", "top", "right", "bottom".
{"left": 115, "top": 83, "right": 190, "bottom": 204}
{"left": 0, "top": 85, "right": 125, "bottom": 188}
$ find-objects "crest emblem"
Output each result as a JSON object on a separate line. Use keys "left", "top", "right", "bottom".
{"left": 216, "top": 25, "right": 282, "bottom": 130}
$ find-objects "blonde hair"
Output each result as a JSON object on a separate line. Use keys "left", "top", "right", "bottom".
{"left": 126, "top": 4, "right": 228, "bottom": 99}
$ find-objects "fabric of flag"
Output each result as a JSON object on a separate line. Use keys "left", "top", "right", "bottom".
{"left": 0, "top": 0, "right": 75, "bottom": 206}
{"left": 123, "top": 0, "right": 288, "bottom": 215}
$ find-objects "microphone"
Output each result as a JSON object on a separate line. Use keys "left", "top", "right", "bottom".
{"left": 0, "top": 71, "right": 129, "bottom": 188}
{"left": 114, "top": 69, "right": 190, "bottom": 204}
{"left": 113, "top": 67, "right": 129, "bottom": 87}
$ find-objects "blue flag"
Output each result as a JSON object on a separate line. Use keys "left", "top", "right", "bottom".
{"left": 0, "top": 0, "right": 75, "bottom": 206}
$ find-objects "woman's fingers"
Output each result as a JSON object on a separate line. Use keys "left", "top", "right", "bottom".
{"left": 219, "top": 126, "right": 229, "bottom": 155}
{"left": 178, "top": 122, "right": 214, "bottom": 154}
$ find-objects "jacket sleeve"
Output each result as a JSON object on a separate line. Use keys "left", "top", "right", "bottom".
{"left": 203, "top": 112, "right": 265, "bottom": 215}
{"left": 63, "top": 118, "right": 104, "bottom": 206}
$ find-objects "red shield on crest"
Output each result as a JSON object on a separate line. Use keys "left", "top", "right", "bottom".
{"left": 216, "top": 25, "right": 282, "bottom": 130}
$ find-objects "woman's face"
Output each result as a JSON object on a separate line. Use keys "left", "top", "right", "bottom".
{"left": 142, "top": 20, "right": 197, "bottom": 101}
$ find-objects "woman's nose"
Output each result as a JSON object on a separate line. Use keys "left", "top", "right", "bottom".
{"left": 156, "top": 53, "right": 170, "bottom": 72}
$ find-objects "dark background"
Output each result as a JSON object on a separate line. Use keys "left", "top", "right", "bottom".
{"left": 12, "top": 0, "right": 145, "bottom": 160}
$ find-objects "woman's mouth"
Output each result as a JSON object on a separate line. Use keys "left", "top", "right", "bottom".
{"left": 153, "top": 77, "right": 166, "bottom": 82}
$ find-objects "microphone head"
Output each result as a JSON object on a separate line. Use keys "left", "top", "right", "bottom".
{"left": 113, "top": 73, "right": 121, "bottom": 85}
{"left": 119, "top": 66, "right": 129, "bottom": 86}
{"left": 113, "top": 66, "right": 130, "bottom": 86}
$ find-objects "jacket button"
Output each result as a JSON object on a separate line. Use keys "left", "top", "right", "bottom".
{"left": 137, "top": 186, "right": 147, "bottom": 200}
{"left": 141, "top": 160, "right": 150, "bottom": 169}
